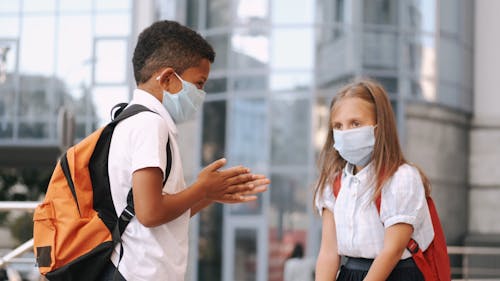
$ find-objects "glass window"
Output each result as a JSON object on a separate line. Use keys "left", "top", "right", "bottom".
{"left": 231, "top": 30, "right": 269, "bottom": 70}
{"left": 56, "top": 15, "right": 92, "bottom": 86}
{"left": 405, "top": 34, "right": 436, "bottom": 78}
{"left": 234, "top": 228, "right": 257, "bottom": 281}
{"left": 19, "top": 122, "right": 49, "bottom": 138}
{"left": 59, "top": 0, "right": 92, "bottom": 12}
{"left": 205, "top": 77, "right": 228, "bottom": 94}
{"left": 270, "top": 72, "right": 311, "bottom": 91}
{"left": 272, "top": 0, "right": 314, "bottom": 24}
{"left": 313, "top": 96, "right": 331, "bottom": 157}
{"left": 20, "top": 16, "right": 55, "bottom": 75}
{"left": 201, "top": 101, "right": 226, "bottom": 166}
{"left": 235, "top": 0, "right": 268, "bottom": 24}
{"left": 268, "top": 173, "right": 310, "bottom": 280}
{"left": 410, "top": 77, "right": 436, "bottom": 102}
{"left": 0, "top": 122, "right": 13, "bottom": 138}
{"left": 271, "top": 28, "right": 313, "bottom": 70}
{"left": 233, "top": 75, "right": 267, "bottom": 92}
{"left": 0, "top": 17, "right": 19, "bottom": 37}
{"left": 207, "top": 0, "right": 231, "bottom": 28}
{"left": 270, "top": 97, "right": 310, "bottom": 165}
{"left": 206, "top": 34, "right": 229, "bottom": 71}
{"left": 95, "top": 14, "right": 130, "bottom": 37}
{"left": 438, "top": 36, "right": 461, "bottom": 84}
{"left": 363, "top": 0, "right": 398, "bottom": 25}
{"left": 335, "top": 0, "right": 345, "bottom": 23}
{"left": 91, "top": 86, "right": 128, "bottom": 126}
{"left": 94, "top": 39, "right": 127, "bottom": 84}
{"left": 0, "top": 0, "right": 21, "bottom": 13}
{"left": 362, "top": 30, "right": 398, "bottom": 70}
{"left": 228, "top": 98, "right": 267, "bottom": 169}
{"left": 19, "top": 76, "right": 52, "bottom": 117}
{"left": 198, "top": 204, "right": 223, "bottom": 281}
{"left": 186, "top": 0, "right": 200, "bottom": 29}
{"left": 23, "top": 0, "right": 55, "bottom": 13}
{"left": 439, "top": 0, "right": 460, "bottom": 35}
{"left": 0, "top": 42, "right": 17, "bottom": 80}
{"left": 0, "top": 81, "right": 15, "bottom": 139}
{"left": 95, "top": 0, "right": 131, "bottom": 12}
{"left": 404, "top": 0, "right": 436, "bottom": 32}
{"left": 371, "top": 76, "right": 398, "bottom": 94}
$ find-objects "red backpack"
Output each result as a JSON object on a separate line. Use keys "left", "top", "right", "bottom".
{"left": 332, "top": 174, "right": 451, "bottom": 281}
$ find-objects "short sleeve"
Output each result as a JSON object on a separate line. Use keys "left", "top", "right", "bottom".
{"left": 128, "top": 112, "right": 169, "bottom": 179}
{"left": 315, "top": 184, "right": 335, "bottom": 216}
{"left": 380, "top": 164, "right": 428, "bottom": 229}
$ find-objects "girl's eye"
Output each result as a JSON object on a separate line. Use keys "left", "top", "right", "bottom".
{"left": 352, "top": 121, "right": 361, "bottom": 127}
{"left": 333, "top": 124, "right": 342, "bottom": 130}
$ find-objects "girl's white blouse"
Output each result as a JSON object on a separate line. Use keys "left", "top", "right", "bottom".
{"left": 315, "top": 163, "right": 435, "bottom": 259}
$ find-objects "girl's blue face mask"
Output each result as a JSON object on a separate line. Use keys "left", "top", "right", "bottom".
{"left": 333, "top": 125, "right": 376, "bottom": 167}
{"left": 158, "top": 72, "right": 206, "bottom": 124}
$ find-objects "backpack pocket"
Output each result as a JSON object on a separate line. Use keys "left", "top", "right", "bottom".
{"left": 33, "top": 201, "right": 56, "bottom": 273}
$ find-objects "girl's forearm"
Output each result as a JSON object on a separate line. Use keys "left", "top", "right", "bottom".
{"left": 362, "top": 249, "right": 404, "bottom": 281}
{"left": 315, "top": 252, "right": 340, "bottom": 281}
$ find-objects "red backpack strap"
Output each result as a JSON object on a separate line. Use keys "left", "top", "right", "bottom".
{"left": 332, "top": 174, "right": 342, "bottom": 198}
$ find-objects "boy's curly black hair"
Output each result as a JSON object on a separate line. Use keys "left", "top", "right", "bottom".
{"left": 132, "top": 20, "right": 215, "bottom": 84}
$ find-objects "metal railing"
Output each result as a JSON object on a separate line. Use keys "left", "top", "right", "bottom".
{"left": 0, "top": 201, "right": 499, "bottom": 281}
{"left": 0, "top": 201, "right": 38, "bottom": 270}
{"left": 448, "top": 246, "right": 500, "bottom": 281}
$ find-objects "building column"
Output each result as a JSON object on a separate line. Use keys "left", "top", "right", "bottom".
{"left": 468, "top": 0, "right": 500, "bottom": 246}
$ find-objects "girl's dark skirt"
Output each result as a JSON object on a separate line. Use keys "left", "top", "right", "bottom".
{"left": 337, "top": 257, "right": 424, "bottom": 281}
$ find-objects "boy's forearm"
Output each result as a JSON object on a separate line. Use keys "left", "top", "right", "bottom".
{"left": 135, "top": 180, "right": 206, "bottom": 227}
{"left": 190, "top": 198, "right": 213, "bottom": 217}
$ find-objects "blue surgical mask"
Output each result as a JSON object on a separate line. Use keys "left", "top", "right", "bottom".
{"left": 333, "top": 125, "right": 376, "bottom": 167}
{"left": 159, "top": 72, "right": 206, "bottom": 123}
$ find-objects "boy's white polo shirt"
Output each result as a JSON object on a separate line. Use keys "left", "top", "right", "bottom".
{"left": 108, "top": 89, "right": 190, "bottom": 280}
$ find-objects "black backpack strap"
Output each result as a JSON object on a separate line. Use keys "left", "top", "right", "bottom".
{"left": 110, "top": 104, "right": 152, "bottom": 126}
{"left": 110, "top": 103, "right": 129, "bottom": 120}
{"left": 110, "top": 104, "right": 172, "bottom": 278}
{"left": 116, "top": 138, "right": 172, "bottom": 236}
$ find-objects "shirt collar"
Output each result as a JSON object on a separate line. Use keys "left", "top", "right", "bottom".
{"left": 130, "top": 88, "right": 177, "bottom": 135}
{"left": 343, "top": 161, "right": 374, "bottom": 185}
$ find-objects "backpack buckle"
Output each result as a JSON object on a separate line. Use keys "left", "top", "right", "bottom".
{"left": 120, "top": 205, "right": 135, "bottom": 222}
{"left": 407, "top": 239, "right": 420, "bottom": 254}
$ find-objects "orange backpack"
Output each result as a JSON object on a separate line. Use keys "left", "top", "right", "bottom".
{"left": 33, "top": 104, "right": 171, "bottom": 281}
{"left": 332, "top": 174, "right": 451, "bottom": 281}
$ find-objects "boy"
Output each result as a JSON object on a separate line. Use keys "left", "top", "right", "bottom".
{"left": 103, "top": 20, "right": 269, "bottom": 280}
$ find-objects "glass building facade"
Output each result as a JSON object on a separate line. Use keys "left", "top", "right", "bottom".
{"left": 181, "top": 0, "right": 473, "bottom": 280}
{"left": 0, "top": 0, "right": 133, "bottom": 149}
{"left": 0, "top": 0, "right": 475, "bottom": 280}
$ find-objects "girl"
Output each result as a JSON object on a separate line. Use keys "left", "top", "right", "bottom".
{"left": 314, "top": 79, "right": 434, "bottom": 281}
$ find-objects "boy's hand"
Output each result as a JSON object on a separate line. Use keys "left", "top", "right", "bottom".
{"left": 197, "top": 158, "right": 269, "bottom": 202}
{"left": 215, "top": 174, "right": 269, "bottom": 203}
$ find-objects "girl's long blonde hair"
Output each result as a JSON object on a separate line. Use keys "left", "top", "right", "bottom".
{"left": 314, "top": 78, "right": 431, "bottom": 207}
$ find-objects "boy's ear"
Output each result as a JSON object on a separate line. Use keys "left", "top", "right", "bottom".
{"left": 155, "top": 67, "right": 175, "bottom": 86}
